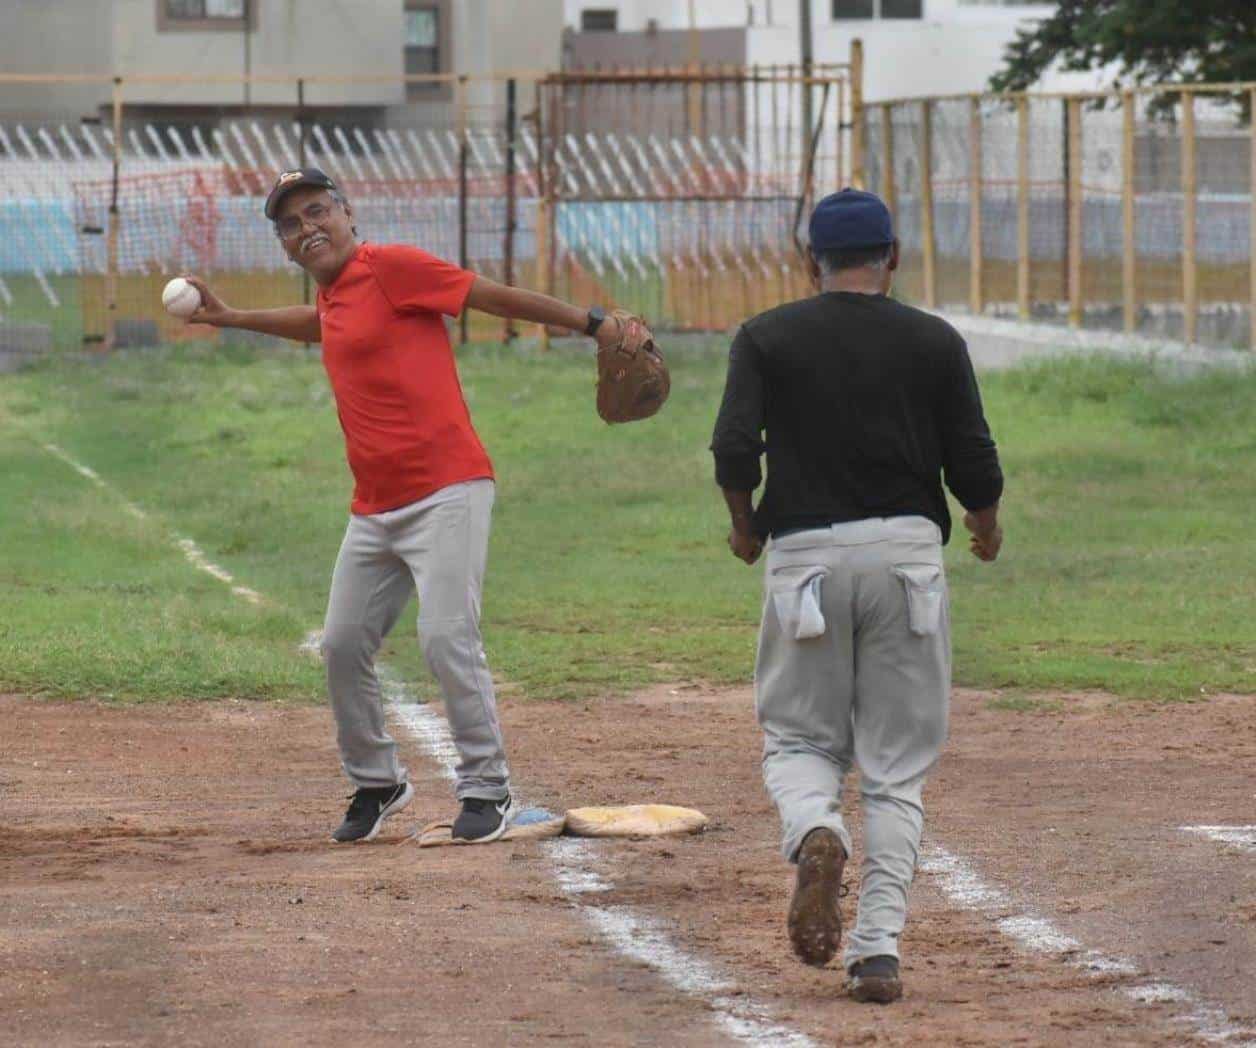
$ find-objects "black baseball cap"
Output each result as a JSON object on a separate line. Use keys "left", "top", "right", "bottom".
{"left": 808, "top": 188, "right": 894, "bottom": 253}
{"left": 263, "top": 167, "right": 339, "bottom": 220}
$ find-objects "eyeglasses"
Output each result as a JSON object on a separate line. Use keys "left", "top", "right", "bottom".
{"left": 275, "top": 200, "right": 336, "bottom": 240}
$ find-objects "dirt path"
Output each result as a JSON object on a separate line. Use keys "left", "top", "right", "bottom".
{"left": 0, "top": 697, "right": 725, "bottom": 1048}
{"left": 932, "top": 690, "right": 1256, "bottom": 1032}
{"left": 2, "top": 688, "right": 1253, "bottom": 1046}
{"left": 509, "top": 686, "right": 1254, "bottom": 1046}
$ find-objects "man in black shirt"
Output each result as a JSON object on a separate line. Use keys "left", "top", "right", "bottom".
{"left": 711, "top": 188, "right": 1003, "bottom": 1004}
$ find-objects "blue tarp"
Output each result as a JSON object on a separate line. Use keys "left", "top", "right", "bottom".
{"left": 2, "top": 193, "right": 1251, "bottom": 275}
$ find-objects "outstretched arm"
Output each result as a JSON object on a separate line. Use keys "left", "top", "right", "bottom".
{"left": 182, "top": 275, "right": 323, "bottom": 344}
{"left": 465, "top": 276, "right": 617, "bottom": 348}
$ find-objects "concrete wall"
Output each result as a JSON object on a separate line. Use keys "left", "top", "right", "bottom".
{"left": 746, "top": 1, "right": 1107, "bottom": 101}
{"left": 561, "top": 27, "right": 748, "bottom": 137}
{"left": 0, "top": 0, "right": 114, "bottom": 120}
{"left": 564, "top": 0, "right": 779, "bottom": 31}
{"left": 480, "top": 0, "right": 563, "bottom": 121}
{"left": 564, "top": 25, "right": 746, "bottom": 69}
{"left": 437, "top": 0, "right": 563, "bottom": 129}
{"left": 0, "top": 0, "right": 562, "bottom": 126}
{"left": 563, "top": 0, "right": 1115, "bottom": 99}
{"left": 113, "top": 0, "right": 405, "bottom": 110}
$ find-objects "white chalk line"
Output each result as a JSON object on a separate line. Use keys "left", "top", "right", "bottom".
{"left": 1181, "top": 825, "right": 1256, "bottom": 854}
{"left": 548, "top": 838, "right": 816, "bottom": 1048}
{"left": 381, "top": 660, "right": 818, "bottom": 1048}
{"left": 42, "top": 442, "right": 262, "bottom": 605}
{"left": 922, "top": 846, "right": 1255, "bottom": 1045}
{"left": 41, "top": 439, "right": 1252, "bottom": 1046}
{"left": 37, "top": 433, "right": 822, "bottom": 1041}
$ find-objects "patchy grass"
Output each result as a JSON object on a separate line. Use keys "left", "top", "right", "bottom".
{"left": 2, "top": 341, "right": 1254, "bottom": 702}
{"left": 984, "top": 693, "right": 1065, "bottom": 714}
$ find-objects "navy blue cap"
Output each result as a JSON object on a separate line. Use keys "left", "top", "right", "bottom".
{"left": 264, "top": 167, "right": 338, "bottom": 219}
{"left": 808, "top": 188, "right": 894, "bottom": 253}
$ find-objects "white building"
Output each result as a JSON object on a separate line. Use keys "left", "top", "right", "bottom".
{"left": 563, "top": 0, "right": 1109, "bottom": 100}
{"left": 0, "top": 0, "right": 565, "bottom": 127}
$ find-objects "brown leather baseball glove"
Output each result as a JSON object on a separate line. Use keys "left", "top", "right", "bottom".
{"left": 595, "top": 310, "right": 670, "bottom": 424}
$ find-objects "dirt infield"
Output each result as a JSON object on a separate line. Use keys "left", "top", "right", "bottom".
{"left": 2, "top": 687, "right": 1253, "bottom": 1046}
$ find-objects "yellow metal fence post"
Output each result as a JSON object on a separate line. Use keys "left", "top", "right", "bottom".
{"left": 1251, "top": 87, "right": 1256, "bottom": 351}
{"left": 1016, "top": 93, "right": 1030, "bottom": 320}
{"left": 1181, "top": 90, "right": 1198, "bottom": 345}
{"left": 880, "top": 102, "right": 896, "bottom": 217}
{"left": 920, "top": 99, "right": 936, "bottom": 309}
{"left": 1067, "top": 96, "right": 1083, "bottom": 328}
{"left": 849, "top": 39, "right": 864, "bottom": 189}
{"left": 105, "top": 77, "right": 122, "bottom": 352}
{"left": 968, "top": 95, "right": 983, "bottom": 315}
{"left": 1122, "top": 89, "right": 1136, "bottom": 333}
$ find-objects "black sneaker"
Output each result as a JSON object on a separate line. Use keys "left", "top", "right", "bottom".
{"left": 451, "top": 794, "right": 513, "bottom": 844}
{"left": 331, "top": 782, "right": 414, "bottom": 843}
{"left": 848, "top": 955, "right": 902, "bottom": 1004}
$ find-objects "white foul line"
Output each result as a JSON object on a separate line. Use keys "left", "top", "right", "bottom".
{"left": 922, "top": 846, "right": 1255, "bottom": 1045}
{"left": 42, "top": 442, "right": 261, "bottom": 605}
{"left": 386, "top": 682, "right": 817, "bottom": 1048}
{"left": 39, "top": 429, "right": 815, "bottom": 1048}
{"left": 39, "top": 439, "right": 1253, "bottom": 1047}
{"left": 1181, "top": 826, "right": 1256, "bottom": 854}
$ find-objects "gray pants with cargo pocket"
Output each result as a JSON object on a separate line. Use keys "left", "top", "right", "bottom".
{"left": 755, "top": 515, "right": 950, "bottom": 970}
{"left": 320, "top": 479, "right": 510, "bottom": 802}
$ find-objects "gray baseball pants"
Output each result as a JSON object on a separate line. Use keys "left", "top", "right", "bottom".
{"left": 755, "top": 515, "right": 950, "bottom": 969}
{"left": 320, "top": 479, "right": 510, "bottom": 801}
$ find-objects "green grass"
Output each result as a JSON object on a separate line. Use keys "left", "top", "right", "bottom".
{"left": 3, "top": 275, "right": 84, "bottom": 348}
{"left": 984, "top": 693, "right": 1065, "bottom": 714}
{"left": 2, "top": 341, "right": 1254, "bottom": 703}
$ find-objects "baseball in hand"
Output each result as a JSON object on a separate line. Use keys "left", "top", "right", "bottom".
{"left": 161, "top": 277, "right": 202, "bottom": 319}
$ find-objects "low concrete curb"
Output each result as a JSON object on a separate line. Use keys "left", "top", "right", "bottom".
{"left": 937, "top": 312, "right": 1254, "bottom": 374}
{"left": 0, "top": 322, "right": 53, "bottom": 373}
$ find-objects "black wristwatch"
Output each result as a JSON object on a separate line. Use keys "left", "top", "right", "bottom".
{"left": 584, "top": 306, "right": 606, "bottom": 337}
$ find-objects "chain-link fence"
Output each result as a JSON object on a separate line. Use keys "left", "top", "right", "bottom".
{"left": 864, "top": 85, "right": 1256, "bottom": 350}
{"left": 0, "top": 63, "right": 855, "bottom": 357}
{"left": 1, "top": 74, "right": 537, "bottom": 353}
{"left": 539, "top": 66, "right": 852, "bottom": 332}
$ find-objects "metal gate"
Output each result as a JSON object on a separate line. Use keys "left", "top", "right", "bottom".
{"left": 534, "top": 64, "right": 857, "bottom": 332}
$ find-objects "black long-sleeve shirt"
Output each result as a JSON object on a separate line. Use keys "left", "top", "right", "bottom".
{"left": 710, "top": 292, "right": 1003, "bottom": 544}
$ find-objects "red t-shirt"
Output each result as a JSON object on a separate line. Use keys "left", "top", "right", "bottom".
{"left": 316, "top": 243, "right": 493, "bottom": 515}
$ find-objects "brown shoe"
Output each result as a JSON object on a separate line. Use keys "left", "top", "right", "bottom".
{"left": 848, "top": 955, "right": 902, "bottom": 1004}
{"left": 787, "top": 827, "right": 846, "bottom": 967}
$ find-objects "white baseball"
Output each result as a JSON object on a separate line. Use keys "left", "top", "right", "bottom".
{"left": 162, "top": 277, "right": 202, "bottom": 319}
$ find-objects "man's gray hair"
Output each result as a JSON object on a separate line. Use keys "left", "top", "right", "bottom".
{"left": 814, "top": 242, "right": 893, "bottom": 275}
{"left": 333, "top": 189, "right": 358, "bottom": 237}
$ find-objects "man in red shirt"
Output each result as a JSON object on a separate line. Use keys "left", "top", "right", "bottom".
{"left": 185, "top": 168, "right": 629, "bottom": 844}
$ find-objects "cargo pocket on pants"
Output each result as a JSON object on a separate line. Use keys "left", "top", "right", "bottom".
{"left": 893, "top": 564, "right": 945, "bottom": 637}
{"left": 770, "top": 566, "right": 829, "bottom": 640}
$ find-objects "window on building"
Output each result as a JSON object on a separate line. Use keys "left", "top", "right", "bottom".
{"left": 159, "top": 0, "right": 251, "bottom": 30}
{"left": 833, "top": 0, "right": 875, "bottom": 18}
{"left": 833, "top": 0, "right": 922, "bottom": 17}
{"left": 581, "top": 9, "right": 619, "bottom": 31}
{"left": 166, "top": 0, "right": 244, "bottom": 17}
{"left": 405, "top": 2, "right": 441, "bottom": 98}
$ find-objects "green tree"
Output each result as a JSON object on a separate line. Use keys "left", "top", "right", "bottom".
{"left": 989, "top": 0, "right": 1256, "bottom": 103}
